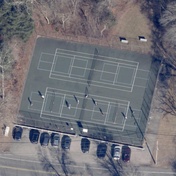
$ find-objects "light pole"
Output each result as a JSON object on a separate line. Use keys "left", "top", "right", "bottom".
{"left": 129, "top": 106, "right": 156, "bottom": 164}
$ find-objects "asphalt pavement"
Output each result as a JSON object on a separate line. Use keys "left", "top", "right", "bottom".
{"left": 2, "top": 127, "right": 175, "bottom": 176}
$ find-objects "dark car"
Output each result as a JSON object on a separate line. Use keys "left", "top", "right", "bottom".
{"left": 29, "top": 129, "right": 40, "bottom": 144}
{"left": 61, "top": 135, "right": 71, "bottom": 149}
{"left": 12, "top": 126, "right": 23, "bottom": 141}
{"left": 81, "top": 138, "right": 90, "bottom": 153}
{"left": 51, "top": 133, "right": 60, "bottom": 147}
{"left": 40, "top": 132, "right": 50, "bottom": 147}
{"left": 97, "top": 143, "right": 107, "bottom": 158}
{"left": 122, "top": 146, "right": 131, "bottom": 162}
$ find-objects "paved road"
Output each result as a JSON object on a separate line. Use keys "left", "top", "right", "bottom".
{"left": 3, "top": 128, "right": 175, "bottom": 176}
{"left": 0, "top": 153, "right": 175, "bottom": 176}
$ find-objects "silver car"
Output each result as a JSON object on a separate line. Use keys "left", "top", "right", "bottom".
{"left": 113, "top": 145, "right": 121, "bottom": 160}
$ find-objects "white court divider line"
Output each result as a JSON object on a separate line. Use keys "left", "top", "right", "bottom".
{"left": 40, "top": 87, "right": 48, "bottom": 118}
{"left": 131, "top": 63, "right": 139, "bottom": 92}
{"left": 68, "top": 56, "right": 75, "bottom": 78}
{"left": 104, "top": 102, "right": 111, "bottom": 125}
{"left": 56, "top": 48, "right": 139, "bottom": 65}
{"left": 113, "top": 63, "right": 120, "bottom": 85}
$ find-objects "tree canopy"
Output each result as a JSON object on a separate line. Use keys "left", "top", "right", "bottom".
{"left": 0, "top": 1, "right": 34, "bottom": 42}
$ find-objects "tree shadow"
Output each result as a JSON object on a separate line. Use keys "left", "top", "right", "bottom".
{"left": 37, "top": 146, "right": 60, "bottom": 175}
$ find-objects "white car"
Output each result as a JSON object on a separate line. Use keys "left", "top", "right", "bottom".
{"left": 113, "top": 145, "right": 121, "bottom": 160}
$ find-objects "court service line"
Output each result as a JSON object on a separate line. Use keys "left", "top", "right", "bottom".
{"left": 56, "top": 48, "right": 139, "bottom": 64}
{"left": 104, "top": 102, "right": 111, "bottom": 125}
{"left": 40, "top": 87, "right": 48, "bottom": 118}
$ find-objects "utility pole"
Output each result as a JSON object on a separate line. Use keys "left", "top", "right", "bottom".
{"left": 129, "top": 106, "right": 156, "bottom": 164}
{"left": 0, "top": 64, "right": 5, "bottom": 100}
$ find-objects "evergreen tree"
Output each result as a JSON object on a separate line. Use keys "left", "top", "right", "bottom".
{"left": 0, "top": 1, "right": 34, "bottom": 42}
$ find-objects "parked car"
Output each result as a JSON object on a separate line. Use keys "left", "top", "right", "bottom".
{"left": 12, "top": 126, "right": 23, "bottom": 141}
{"left": 81, "top": 138, "right": 90, "bottom": 153}
{"left": 40, "top": 132, "right": 50, "bottom": 147}
{"left": 51, "top": 133, "right": 60, "bottom": 147}
{"left": 122, "top": 146, "right": 131, "bottom": 162}
{"left": 97, "top": 143, "right": 107, "bottom": 158}
{"left": 29, "top": 129, "right": 40, "bottom": 144}
{"left": 61, "top": 135, "right": 71, "bottom": 149}
{"left": 112, "top": 145, "right": 121, "bottom": 160}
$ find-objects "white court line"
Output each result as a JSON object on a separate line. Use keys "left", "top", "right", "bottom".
{"left": 37, "top": 52, "right": 54, "bottom": 70}
{"left": 135, "top": 77, "right": 148, "bottom": 80}
{"left": 130, "top": 67, "right": 136, "bottom": 85}
{"left": 40, "top": 87, "right": 48, "bottom": 118}
{"left": 113, "top": 64, "right": 120, "bottom": 85}
{"left": 58, "top": 97, "right": 64, "bottom": 115}
{"left": 47, "top": 88, "right": 129, "bottom": 104}
{"left": 49, "top": 77, "right": 132, "bottom": 92}
{"left": 50, "top": 73, "right": 132, "bottom": 90}
{"left": 56, "top": 51, "right": 138, "bottom": 68}
{"left": 59, "top": 94, "right": 66, "bottom": 116}
{"left": 49, "top": 49, "right": 59, "bottom": 78}
{"left": 133, "top": 85, "right": 146, "bottom": 88}
{"left": 125, "top": 101, "right": 130, "bottom": 118}
{"left": 38, "top": 60, "right": 53, "bottom": 64}
{"left": 130, "top": 63, "right": 139, "bottom": 92}
{"left": 43, "top": 94, "right": 50, "bottom": 112}
{"left": 39, "top": 52, "right": 55, "bottom": 62}
{"left": 68, "top": 56, "right": 75, "bottom": 78}
{"left": 37, "top": 67, "right": 50, "bottom": 72}
{"left": 104, "top": 102, "right": 111, "bottom": 125}
{"left": 121, "top": 119, "right": 126, "bottom": 131}
{"left": 138, "top": 68, "right": 150, "bottom": 72}
{"left": 28, "top": 101, "right": 42, "bottom": 112}
{"left": 91, "top": 105, "right": 96, "bottom": 120}
{"left": 59, "top": 65, "right": 118, "bottom": 75}
{"left": 56, "top": 48, "right": 139, "bottom": 64}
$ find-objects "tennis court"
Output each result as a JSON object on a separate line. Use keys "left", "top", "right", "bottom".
{"left": 18, "top": 37, "right": 160, "bottom": 147}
